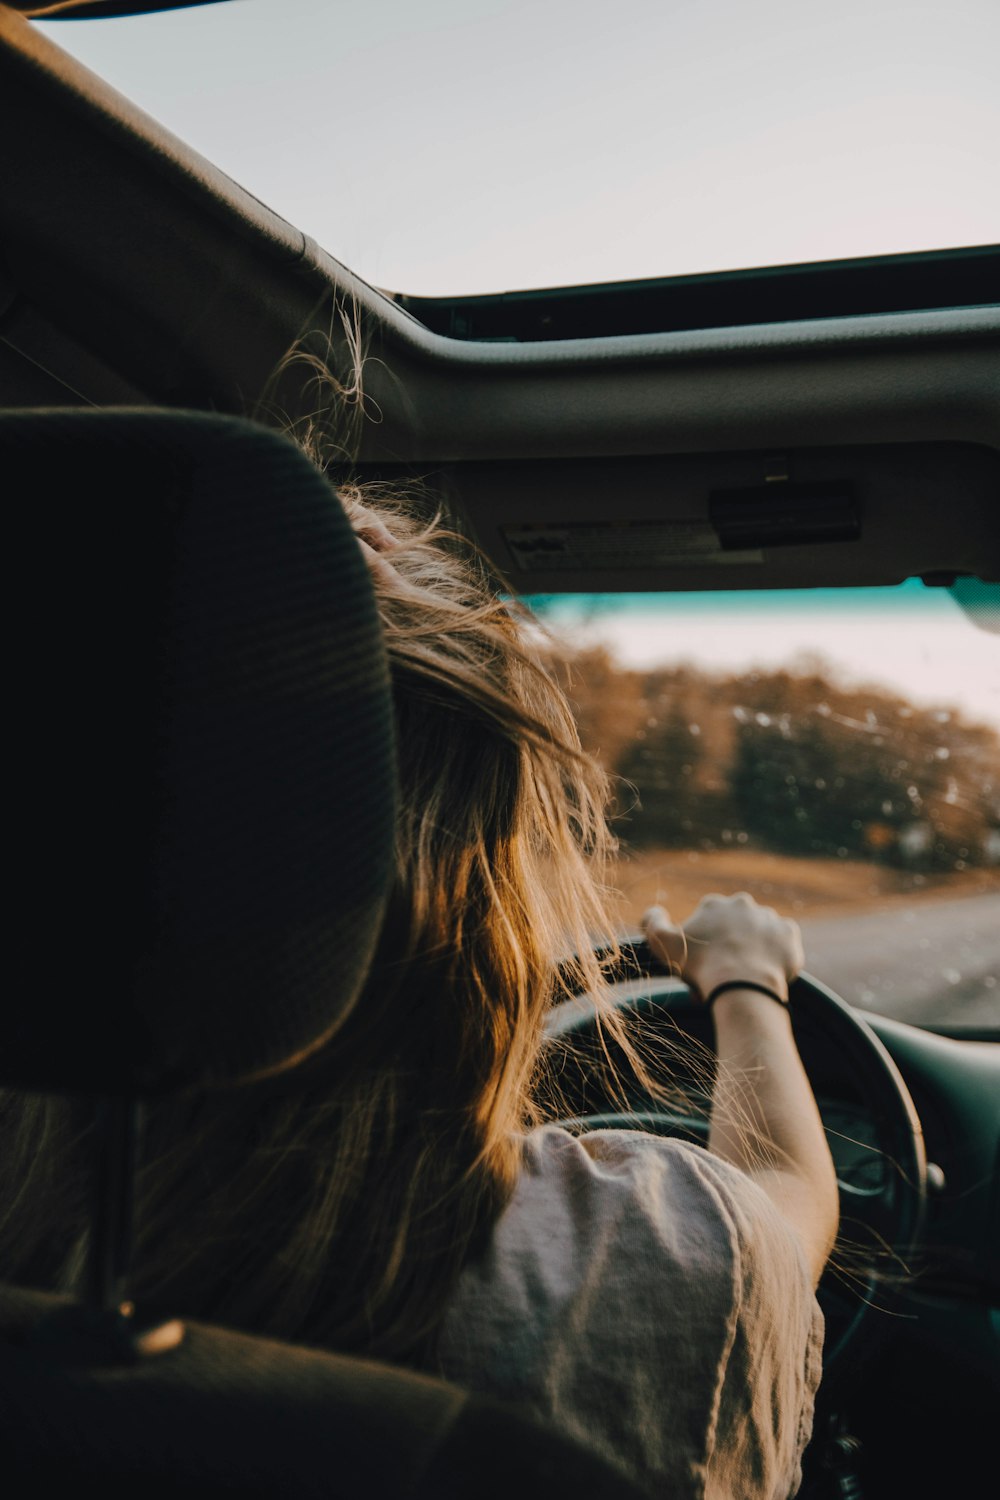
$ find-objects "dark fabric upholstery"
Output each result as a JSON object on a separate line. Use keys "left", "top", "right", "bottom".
{"left": 0, "top": 1285, "right": 647, "bottom": 1498}
{"left": 2, "top": 408, "right": 396, "bottom": 1091}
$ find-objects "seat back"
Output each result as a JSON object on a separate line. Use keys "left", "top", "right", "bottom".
{"left": 1, "top": 1283, "right": 649, "bottom": 1498}
{"left": 0, "top": 408, "right": 647, "bottom": 1498}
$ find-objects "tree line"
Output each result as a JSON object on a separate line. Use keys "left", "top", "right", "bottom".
{"left": 558, "top": 649, "right": 1000, "bottom": 871}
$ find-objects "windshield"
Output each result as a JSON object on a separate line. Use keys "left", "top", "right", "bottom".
{"left": 526, "top": 580, "right": 1000, "bottom": 1029}
{"left": 36, "top": 0, "right": 1000, "bottom": 297}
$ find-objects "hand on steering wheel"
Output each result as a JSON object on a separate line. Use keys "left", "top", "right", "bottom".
{"left": 641, "top": 894, "right": 802, "bottom": 1002}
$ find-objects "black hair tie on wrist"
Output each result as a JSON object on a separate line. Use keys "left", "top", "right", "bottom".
{"left": 706, "top": 980, "right": 789, "bottom": 1008}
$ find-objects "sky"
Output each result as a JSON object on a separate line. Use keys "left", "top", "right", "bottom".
{"left": 36, "top": 0, "right": 1000, "bottom": 297}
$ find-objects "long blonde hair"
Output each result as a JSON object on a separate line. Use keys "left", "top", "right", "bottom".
{"left": 0, "top": 469, "right": 645, "bottom": 1363}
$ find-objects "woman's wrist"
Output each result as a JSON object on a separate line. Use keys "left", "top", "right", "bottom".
{"left": 690, "top": 965, "right": 790, "bottom": 1004}
{"left": 706, "top": 978, "right": 789, "bottom": 1008}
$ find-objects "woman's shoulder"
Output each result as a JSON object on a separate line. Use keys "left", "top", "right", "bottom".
{"left": 515, "top": 1124, "right": 821, "bottom": 1344}
{"left": 516, "top": 1122, "right": 802, "bottom": 1260}
{"left": 443, "top": 1121, "right": 817, "bottom": 1375}
{"left": 439, "top": 1124, "right": 823, "bottom": 1495}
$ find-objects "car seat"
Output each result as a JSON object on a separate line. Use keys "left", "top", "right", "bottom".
{"left": 0, "top": 408, "right": 647, "bottom": 1499}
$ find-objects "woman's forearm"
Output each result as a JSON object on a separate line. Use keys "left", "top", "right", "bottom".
{"left": 708, "top": 988, "right": 839, "bottom": 1284}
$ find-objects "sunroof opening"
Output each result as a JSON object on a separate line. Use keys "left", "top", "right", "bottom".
{"left": 396, "top": 246, "right": 1000, "bottom": 341}
{"left": 37, "top": 0, "right": 1000, "bottom": 299}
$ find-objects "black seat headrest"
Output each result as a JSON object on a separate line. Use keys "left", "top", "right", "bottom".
{"left": 3, "top": 407, "right": 396, "bottom": 1094}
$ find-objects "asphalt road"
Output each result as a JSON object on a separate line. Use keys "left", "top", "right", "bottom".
{"left": 798, "top": 892, "right": 1000, "bottom": 1027}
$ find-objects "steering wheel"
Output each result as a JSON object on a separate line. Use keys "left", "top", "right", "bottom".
{"left": 548, "top": 942, "right": 927, "bottom": 1392}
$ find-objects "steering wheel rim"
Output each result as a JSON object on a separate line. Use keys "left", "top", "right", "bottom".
{"left": 550, "top": 942, "right": 927, "bottom": 1391}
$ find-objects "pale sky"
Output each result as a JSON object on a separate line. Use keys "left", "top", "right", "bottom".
{"left": 37, "top": 0, "right": 1000, "bottom": 297}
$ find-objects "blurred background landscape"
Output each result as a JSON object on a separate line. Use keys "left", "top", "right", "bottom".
{"left": 552, "top": 645, "right": 1000, "bottom": 1025}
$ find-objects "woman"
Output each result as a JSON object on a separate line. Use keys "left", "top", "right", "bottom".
{"left": 0, "top": 483, "right": 837, "bottom": 1499}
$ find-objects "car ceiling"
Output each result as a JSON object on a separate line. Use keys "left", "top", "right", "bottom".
{"left": 2, "top": 1, "right": 998, "bottom": 595}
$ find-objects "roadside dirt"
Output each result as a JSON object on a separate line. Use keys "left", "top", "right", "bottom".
{"left": 608, "top": 846, "right": 1000, "bottom": 925}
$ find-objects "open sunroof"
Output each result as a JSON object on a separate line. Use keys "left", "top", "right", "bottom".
{"left": 397, "top": 244, "right": 1000, "bottom": 344}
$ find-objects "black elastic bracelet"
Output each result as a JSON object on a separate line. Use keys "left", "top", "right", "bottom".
{"left": 706, "top": 980, "right": 789, "bottom": 1008}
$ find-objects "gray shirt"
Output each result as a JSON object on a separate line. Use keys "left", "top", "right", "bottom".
{"left": 438, "top": 1125, "right": 824, "bottom": 1499}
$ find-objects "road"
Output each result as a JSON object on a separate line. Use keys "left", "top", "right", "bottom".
{"left": 798, "top": 892, "right": 1000, "bottom": 1027}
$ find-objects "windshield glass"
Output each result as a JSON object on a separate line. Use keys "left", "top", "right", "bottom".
{"left": 36, "top": 0, "right": 1000, "bottom": 297}
{"left": 525, "top": 580, "right": 1000, "bottom": 1029}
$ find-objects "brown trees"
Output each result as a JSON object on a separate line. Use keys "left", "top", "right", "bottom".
{"left": 561, "top": 654, "right": 1000, "bottom": 871}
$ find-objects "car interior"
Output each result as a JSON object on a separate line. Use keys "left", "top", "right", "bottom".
{"left": 1, "top": 3, "right": 998, "bottom": 1497}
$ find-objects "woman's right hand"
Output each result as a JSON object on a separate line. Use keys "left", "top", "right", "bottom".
{"left": 642, "top": 893, "right": 803, "bottom": 1003}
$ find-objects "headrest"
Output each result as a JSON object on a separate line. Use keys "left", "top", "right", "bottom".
{"left": 3, "top": 408, "right": 396, "bottom": 1094}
